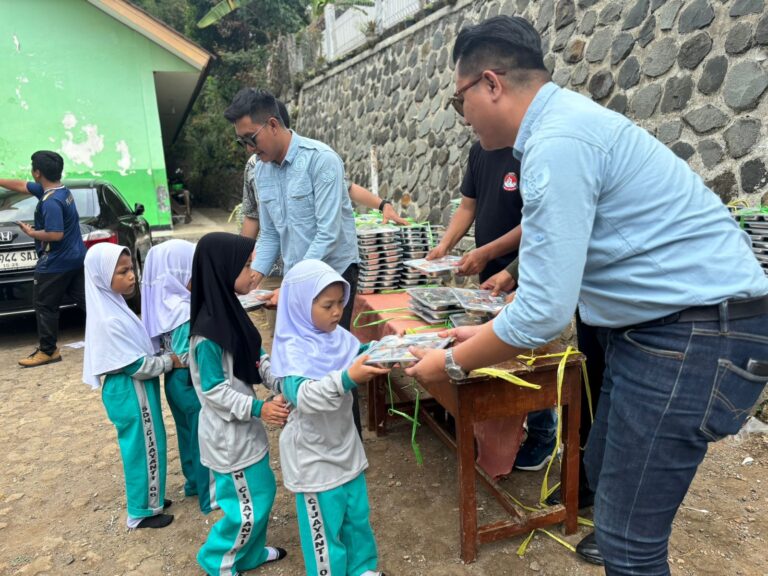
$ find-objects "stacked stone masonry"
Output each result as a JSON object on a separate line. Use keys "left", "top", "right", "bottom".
{"left": 296, "top": 0, "right": 768, "bottom": 224}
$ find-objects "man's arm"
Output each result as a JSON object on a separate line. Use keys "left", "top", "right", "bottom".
{"left": 428, "top": 196, "right": 476, "bottom": 259}
{"left": 0, "top": 179, "right": 31, "bottom": 194}
{"left": 241, "top": 216, "right": 259, "bottom": 239}
{"left": 458, "top": 224, "right": 522, "bottom": 276}
{"left": 17, "top": 221, "right": 63, "bottom": 242}
{"left": 304, "top": 151, "right": 348, "bottom": 262}
{"left": 407, "top": 136, "right": 604, "bottom": 385}
{"left": 252, "top": 180, "right": 280, "bottom": 282}
{"left": 348, "top": 183, "right": 408, "bottom": 225}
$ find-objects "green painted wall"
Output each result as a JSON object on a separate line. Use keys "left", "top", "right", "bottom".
{"left": 0, "top": 0, "right": 199, "bottom": 227}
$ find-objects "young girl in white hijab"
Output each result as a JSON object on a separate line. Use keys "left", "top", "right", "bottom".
{"left": 83, "top": 243, "right": 181, "bottom": 529}
{"left": 267, "top": 259, "right": 390, "bottom": 576}
{"left": 141, "top": 239, "right": 215, "bottom": 514}
{"left": 189, "top": 232, "right": 290, "bottom": 575}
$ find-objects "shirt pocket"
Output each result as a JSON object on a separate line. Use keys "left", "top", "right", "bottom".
{"left": 258, "top": 185, "right": 282, "bottom": 223}
{"left": 288, "top": 189, "right": 315, "bottom": 222}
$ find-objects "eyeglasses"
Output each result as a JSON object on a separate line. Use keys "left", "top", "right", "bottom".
{"left": 448, "top": 70, "right": 507, "bottom": 117}
{"left": 236, "top": 121, "right": 269, "bottom": 149}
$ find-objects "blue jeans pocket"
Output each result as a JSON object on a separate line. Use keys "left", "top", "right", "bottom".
{"left": 700, "top": 359, "right": 768, "bottom": 441}
{"left": 622, "top": 327, "right": 686, "bottom": 360}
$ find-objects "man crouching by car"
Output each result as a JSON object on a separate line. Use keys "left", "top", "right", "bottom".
{"left": 0, "top": 151, "right": 86, "bottom": 367}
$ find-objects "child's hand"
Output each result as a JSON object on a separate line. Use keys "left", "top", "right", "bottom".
{"left": 261, "top": 398, "right": 290, "bottom": 427}
{"left": 348, "top": 354, "right": 390, "bottom": 385}
{"left": 170, "top": 354, "right": 185, "bottom": 369}
{"left": 271, "top": 394, "right": 290, "bottom": 410}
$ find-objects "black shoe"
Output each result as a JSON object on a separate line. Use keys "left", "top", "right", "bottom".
{"left": 265, "top": 547, "right": 287, "bottom": 563}
{"left": 514, "top": 437, "right": 557, "bottom": 471}
{"left": 136, "top": 513, "right": 174, "bottom": 529}
{"left": 576, "top": 532, "right": 604, "bottom": 566}
{"left": 163, "top": 498, "right": 173, "bottom": 510}
{"left": 545, "top": 487, "right": 595, "bottom": 510}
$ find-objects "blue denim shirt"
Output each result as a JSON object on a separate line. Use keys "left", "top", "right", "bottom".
{"left": 252, "top": 132, "right": 358, "bottom": 276}
{"left": 494, "top": 83, "right": 768, "bottom": 349}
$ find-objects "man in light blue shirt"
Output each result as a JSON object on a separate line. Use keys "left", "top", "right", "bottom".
{"left": 407, "top": 16, "right": 768, "bottom": 575}
{"left": 224, "top": 89, "right": 359, "bottom": 318}
{"left": 224, "top": 88, "right": 363, "bottom": 433}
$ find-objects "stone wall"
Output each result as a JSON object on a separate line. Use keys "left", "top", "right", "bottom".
{"left": 296, "top": 0, "right": 768, "bottom": 223}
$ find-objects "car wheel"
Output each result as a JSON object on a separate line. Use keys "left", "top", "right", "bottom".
{"left": 126, "top": 254, "right": 143, "bottom": 315}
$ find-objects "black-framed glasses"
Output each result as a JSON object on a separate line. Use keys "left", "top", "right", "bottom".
{"left": 447, "top": 70, "right": 507, "bottom": 117}
{"left": 235, "top": 121, "right": 269, "bottom": 149}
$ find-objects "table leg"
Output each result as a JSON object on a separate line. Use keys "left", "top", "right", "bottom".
{"left": 561, "top": 365, "right": 581, "bottom": 535}
{"left": 455, "top": 394, "right": 478, "bottom": 563}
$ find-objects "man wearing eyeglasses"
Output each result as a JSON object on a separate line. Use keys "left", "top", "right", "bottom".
{"left": 225, "top": 88, "right": 364, "bottom": 433}
{"left": 239, "top": 99, "right": 407, "bottom": 242}
{"left": 406, "top": 15, "right": 768, "bottom": 575}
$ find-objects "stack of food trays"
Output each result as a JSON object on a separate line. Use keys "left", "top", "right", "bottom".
{"left": 451, "top": 287, "right": 508, "bottom": 315}
{"left": 448, "top": 312, "right": 489, "bottom": 327}
{"left": 406, "top": 287, "right": 464, "bottom": 325}
{"left": 738, "top": 211, "right": 768, "bottom": 274}
{"left": 398, "top": 225, "right": 435, "bottom": 288}
{"left": 357, "top": 225, "right": 403, "bottom": 293}
{"left": 363, "top": 332, "right": 454, "bottom": 365}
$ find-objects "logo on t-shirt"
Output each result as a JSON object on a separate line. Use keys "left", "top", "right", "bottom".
{"left": 503, "top": 172, "right": 518, "bottom": 192}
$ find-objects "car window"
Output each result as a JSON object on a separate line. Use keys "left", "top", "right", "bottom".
{"left": 104, "top": 186, "right": 132, "bottom": 217}
{"left": 70, "top": 187, "right": 100, "bottom": 218}
{"left": 0, "top": 189, "right": 37, "bottom": 222}
{"left": 0, "top": 187, "right": 99, "bottom": 222}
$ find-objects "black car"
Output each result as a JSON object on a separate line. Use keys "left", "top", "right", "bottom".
{"left": 0, "top": 180, "right": 152, "bottom": 316}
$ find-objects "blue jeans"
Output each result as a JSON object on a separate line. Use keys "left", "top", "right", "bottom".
{"left": 584, "top": 312, "right": 768, "bottom": 575}
{"left": 526, "top": 409, "right": 557, "bottom": 444}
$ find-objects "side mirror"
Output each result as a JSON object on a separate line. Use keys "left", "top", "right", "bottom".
{"left": 134, "top": 203, "right": 145, "bottom": 216}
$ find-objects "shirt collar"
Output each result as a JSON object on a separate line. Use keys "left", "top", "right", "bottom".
{"left": 281, "top": 130, "right": 299, "bottom": 167}
{"left": 513, "top": 81, "right": 559, "bottom": 161}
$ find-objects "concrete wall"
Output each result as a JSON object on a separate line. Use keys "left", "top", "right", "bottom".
{"left": 0, "top": 0, "right": 199, "bottom": 227}
{"left": 296, "top": 0, "right": 768, "bottom": 223}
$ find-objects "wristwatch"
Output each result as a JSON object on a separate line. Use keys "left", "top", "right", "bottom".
{"left": 445, "top": 348, "right": 468, "bottom": 380}
{"left": 378, "top": 198, "right": 392, "bottom": 211}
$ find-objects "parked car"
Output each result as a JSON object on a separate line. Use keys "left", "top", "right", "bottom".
{"left": 0, "top": 180, "right": 152, "bottom": 317}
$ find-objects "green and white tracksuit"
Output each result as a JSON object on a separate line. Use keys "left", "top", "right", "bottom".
{"left": 161, "top": 321, "right": 216, "bottom": 513}
{"left": 102, "top": 354, "right": 172, "bottom": 521}
{"left": 189, "top": 336, "right": 280, "bottom": 576}
{"left": 264, "top": 348, "right": 379, "bottom": 576}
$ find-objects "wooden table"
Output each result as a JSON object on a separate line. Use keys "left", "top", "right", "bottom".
{"left": 352, "top": 293, "right": 583, "bottom": 563}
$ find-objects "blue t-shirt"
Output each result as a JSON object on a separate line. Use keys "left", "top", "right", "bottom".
{"left": 27, "top": 182, "right": 87, "bottom": 273}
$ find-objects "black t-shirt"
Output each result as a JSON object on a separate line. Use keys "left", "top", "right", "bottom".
{"left": 461, "top": 142, "right": 523, "bottom": 282}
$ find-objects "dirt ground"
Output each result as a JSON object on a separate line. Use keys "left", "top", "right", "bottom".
{"left": 1, "top": 308, "right": 766, "bottom": 576}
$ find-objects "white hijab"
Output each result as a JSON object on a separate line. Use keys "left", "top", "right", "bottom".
{"left": 82, "top": 243, "right": 155, "bottom": 389}
{"left": 141, "top": 239, "right": 195, "bottom": 352}
{"left": 271, "top": 259, "right": 361, "bottom": 380}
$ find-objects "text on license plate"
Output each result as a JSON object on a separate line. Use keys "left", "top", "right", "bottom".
{"left": 0, "top": 250, "right": 38, "bottom": 271}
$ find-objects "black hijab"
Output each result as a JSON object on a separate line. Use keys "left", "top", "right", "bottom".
{"left": 190, "top": 232, "right": 262, "bottom": 383}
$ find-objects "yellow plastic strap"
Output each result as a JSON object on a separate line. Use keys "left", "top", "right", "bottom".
{"left": 538, "top": 529, "right": 577, "bottom": 553}
{"left": 516, "top": 530, "right": 536, "bottom": 557}
{"left": 534, "top": 347, "right": 570, "bottom": 503}
{"left": 469, "top": 367, "right": 542, "bottom": 389}
{"left": 405, "top": 323, "right": 451, "bottom": 334}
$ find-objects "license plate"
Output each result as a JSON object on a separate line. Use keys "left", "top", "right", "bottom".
{"left": 0, "top": 249, "right": 38, "bottom": 271}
